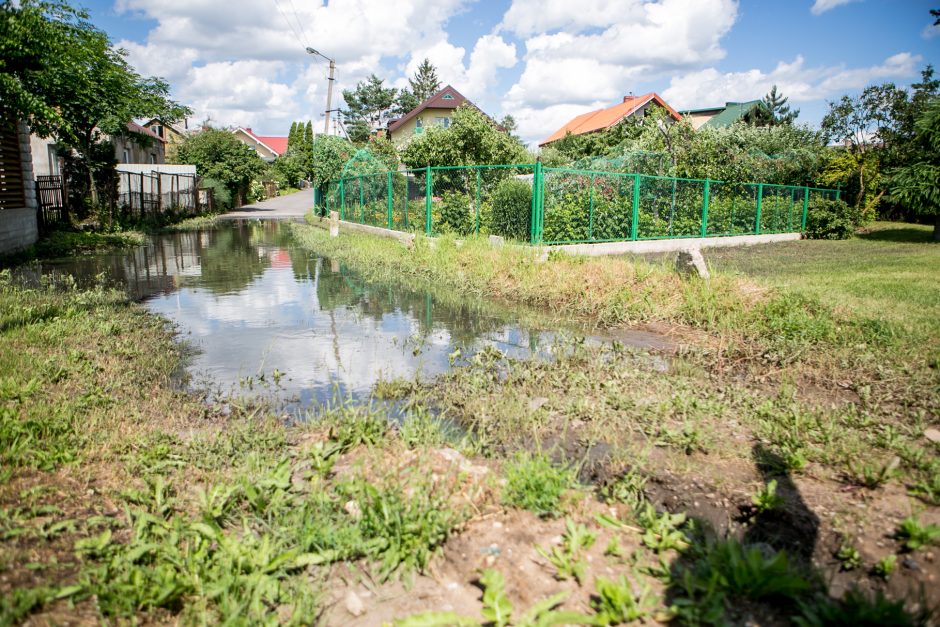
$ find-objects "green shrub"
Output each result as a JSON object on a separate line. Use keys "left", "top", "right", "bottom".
{"left": 438, "top": 191, "right": 474, "bottom": 235}
{"left": 489, "top": 178, "right": 532, "bottom": 242}
{"left": 201, "top": 177, "right": 232, "bottom": 210}
{"left": 805, "top": 198, "right": 863, "bottom": 239}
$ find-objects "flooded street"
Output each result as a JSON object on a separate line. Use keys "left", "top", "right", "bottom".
{"left": 38, "top": 221, "right": 556, "bottom": 408}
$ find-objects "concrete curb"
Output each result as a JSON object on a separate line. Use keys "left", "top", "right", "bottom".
{"left": 307, "top": 217, "right": 802, "bottom": 257}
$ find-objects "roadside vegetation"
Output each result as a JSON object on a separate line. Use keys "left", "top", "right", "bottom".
{"left": 3, "top": 217, "right": 936, "bottom": 624}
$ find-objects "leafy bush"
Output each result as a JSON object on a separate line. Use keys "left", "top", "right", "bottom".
{"left": 201, "top": 177, "right": 232, "bottom": 211}
{"left": 805, "top": 198, "right": 863, "bottom": 239}
{"left": 489, "top": 178, "right": 531, "bottom": 241}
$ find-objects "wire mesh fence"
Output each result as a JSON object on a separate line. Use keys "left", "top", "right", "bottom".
{"left": 315, "top": 163, "right": 840, "bottom": 246}
{"left": 119, "top": 171, "right": 201, "bottom": 216}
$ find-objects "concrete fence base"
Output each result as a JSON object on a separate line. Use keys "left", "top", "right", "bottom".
{"left": 546, "top": 232, "right": 802, "bottom": 257}
{"left": 311, "top": 218, "right": 802, "bottom": 257}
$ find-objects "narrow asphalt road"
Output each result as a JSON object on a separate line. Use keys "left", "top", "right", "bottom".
{"left": 218, "top": 189, "right": 313, "bottom": 220}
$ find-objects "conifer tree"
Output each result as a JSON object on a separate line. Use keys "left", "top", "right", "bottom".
{"left": 755, "top": 85, "right": 799, "bottom": 126}
{"left": 409, "top": 58, "right": 441, "bottom": 102}
{"left": 287, "top": 121, "right": 299, "bottom": 150}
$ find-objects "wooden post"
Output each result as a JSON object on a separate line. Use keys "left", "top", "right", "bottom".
{"left": 139, "top": 172, "right": 145, "bottom": 215}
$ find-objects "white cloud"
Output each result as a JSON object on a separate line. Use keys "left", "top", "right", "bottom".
{"left": 661, "top": 52, "right": 922, "bottom": 110}
{"left": 499, "top": 0, "right": 641, "bottom": 37}
{"left": 810, "top": 0, "right": 860, "bottom": 16}
{"left": 115, "top": 0, "right": 473, "bottom": 134}
{"left": 502, "top": 0, "right": 739, "bottom": 144}
{"left": 923, "top": 21, "right": 940, "bottom": 39}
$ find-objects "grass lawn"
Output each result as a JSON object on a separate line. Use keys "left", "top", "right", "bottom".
{"left": 706, "top": 221, "right": 940, "bottom": 342}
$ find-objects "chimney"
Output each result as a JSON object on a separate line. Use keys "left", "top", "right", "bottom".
{"left": 623, "top": 93, "right": 634, "bottom": 103}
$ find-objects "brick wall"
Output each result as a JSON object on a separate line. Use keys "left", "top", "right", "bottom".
{"left": 0, "top": 121, "right": 39, "bottom": 255}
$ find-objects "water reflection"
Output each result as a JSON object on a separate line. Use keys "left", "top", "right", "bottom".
{"left": 42, "top": 221, "right": 554, "bottom": 408}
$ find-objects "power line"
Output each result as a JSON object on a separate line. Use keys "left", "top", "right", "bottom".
{"left": 272, "top": 0, "right": 307, "bottom": 51}
{"left": 287, "top": 0, "right": 313, "bottom": 50}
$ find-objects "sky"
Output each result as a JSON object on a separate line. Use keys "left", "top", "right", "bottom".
{"left": 84, "top": 0, "right": 939, "bottom": 146}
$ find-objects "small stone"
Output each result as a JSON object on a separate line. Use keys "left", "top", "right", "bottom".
{"left": 493, "top": 521, "right": 503, "bottom": 529}
{"left": 488, "top": 235, "right": 505, "bottom": 248}
{"left": 903, "top": 558, "right": 921, "bottom": 571}
{"left": 344, "top": 590, "right": 365, "bottom": 617}
{"left": 344, "top": 500, "right": 362, "bottom": 520}
{"left": 675, "top": 248, "right": 710, "bottom": 280}
{"left": 925, "top": 552, "right": 934, "bottom": 562}
{"left": 485, "top": 555, "right": 496, "bottom": 566}
{"left": 528, "top": 397, "right": 549, "bottom": 411}
{"left": 923, "top": 428, "right": 940, "bottom": 444}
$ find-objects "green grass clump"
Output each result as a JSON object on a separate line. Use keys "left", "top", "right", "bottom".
{"left": 894, "top": 515, "right": 940, "bottom": 551}
{"left": 502, "top": 452, "right": 578, "bottom": 518}
{"left": 797, "top": 588, "right": 921, "bottom": 627}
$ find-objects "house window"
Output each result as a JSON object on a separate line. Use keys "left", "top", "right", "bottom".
{"left": 434, "top": 117, "right": 450, "bottom": 128}
{"left": 153, "top": 124, "right": 163, "bottom": 138}
{"left": 150, "top": 153, "right": 156, "bottom": 164}
{"left": 442, "top": 94, "right": 454, "bottom": 100}
{"left": 122, "top": 149, "right": 129, "bottom": 163}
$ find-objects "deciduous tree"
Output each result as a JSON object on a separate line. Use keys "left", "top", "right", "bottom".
{"left": 888, "top": 97, "right": 940, "bottom": 240}
{"left": 172, "top": 129, "right": 266, "bottom": 206}
{"left": 400, "top": 105, "right": 527, "bottom": 168}
{"left": 342, "top": 75, "right": 398, "bottom": 142}
{"left": 0, "top": 0, "right": 189, "bottom": 206}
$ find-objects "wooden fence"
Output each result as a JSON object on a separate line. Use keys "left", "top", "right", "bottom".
{"left": 35, "top": 174, "right": 68, "bottom": 231}
{"left": 0, "top": 120, "right": 25, "bottom": 211}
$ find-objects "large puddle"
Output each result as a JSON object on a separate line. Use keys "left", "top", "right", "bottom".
{"left": 38, "top": 221, "right": 561, "bottom": 408}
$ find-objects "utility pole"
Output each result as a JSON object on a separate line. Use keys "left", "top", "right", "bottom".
{"left": 306, "top": 47, "right": 335, "bottom": 135}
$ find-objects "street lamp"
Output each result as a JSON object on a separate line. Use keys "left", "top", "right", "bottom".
{"left": 306, "top": 47, "right": 335, "bottom": 135}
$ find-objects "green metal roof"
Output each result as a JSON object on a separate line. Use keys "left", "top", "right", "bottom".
{"left": 700, "top": 100, "right": 766, "bottom": 128}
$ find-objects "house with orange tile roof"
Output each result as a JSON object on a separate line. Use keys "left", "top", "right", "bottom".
{"left": 232, "top": 127, "right": 289, "bottom": 162}
{"left": 539, "top": 93, "right": 682, "bottom": 147}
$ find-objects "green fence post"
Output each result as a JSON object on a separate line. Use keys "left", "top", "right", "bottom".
{"left": 631, "top": 174, "right": 640, "bottom": 241}
{"left": 700, "top": 178, "right": 711, "bottom": 238}
{"left": 387, "top": 172, "right": 393, "bottom": 229}
{"left": 835, "top": 186, "right": 841, "bottom": 201}
{"left": 529, "top": 163, "right": 538, "bottom": 243}
{"left": 475, "top": 169, "right": 482, "bottom": 235}
{"left": 340, "top": 179, "right": 345, "bottom": 220}
{"left": 801, "top": 186, "right": 809, "bottom": 232}
{"left": 358, "top": 175, "right": 364, "bottom": 223}
{"left": 537, "top": 163, "right": 545, "bottom": 243}
{"left": 755, "top": 183, "right": 763, "bottom": 235}
{"left": 588, "top": 174, "right": 595, "bottom": 242}
{"left": 425, "top": 166, "right": 432, "bottom": 235}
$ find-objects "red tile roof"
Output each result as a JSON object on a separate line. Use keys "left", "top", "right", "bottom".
{"left": 387, "top": 85, "right": 469, "bottom": 134}
{"left": 240, "top": 127, "right": 288, "bottom": 156}
{"left": 126, "top": 121, "right": 166, "bottom": 143}
{"left": 539, "top": 93, "right": 682, "bottom": 146}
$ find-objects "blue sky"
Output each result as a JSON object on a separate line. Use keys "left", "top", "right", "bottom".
{"left": 84, "top": 0, "right": 937, "bottom": 145}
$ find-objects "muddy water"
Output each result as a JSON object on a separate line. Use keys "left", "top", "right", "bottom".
{"left": 39, "top": 221, "right": 561, "bottom": 408}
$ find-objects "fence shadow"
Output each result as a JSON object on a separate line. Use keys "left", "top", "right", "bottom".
{"left": 857, "top": 226, "right": 936, "bottom": 243}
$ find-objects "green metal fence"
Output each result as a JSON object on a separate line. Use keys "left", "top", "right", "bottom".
{"left": 315, "top": 163, "right": 841, "bottom": 246}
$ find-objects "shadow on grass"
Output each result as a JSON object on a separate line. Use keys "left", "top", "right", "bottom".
{"left": 857, "top": 227, "right": 936, "bottom": 243}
